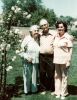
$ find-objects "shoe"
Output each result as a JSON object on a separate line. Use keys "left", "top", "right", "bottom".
{"left": 56, "top": 95, "right": 60, "bottom": 98}
{"left": 40, "top": 91, "right": 46, "bottom": 95}
{"left": 25, "top": 92, "right": 32, "bottom": 95}
{"left": 51, "top": 92, "right": 56, "bottom": 96}
{"left": 61, "top": 96, "right": 65, "bottom": 99}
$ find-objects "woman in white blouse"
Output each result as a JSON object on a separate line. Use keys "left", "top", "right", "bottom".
{"left": 53, "top": 20, "right": 73, "bottom": 99}
{"left": 20, "top": 25, "right": 40, "bottom": 94}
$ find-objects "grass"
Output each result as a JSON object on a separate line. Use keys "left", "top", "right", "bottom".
{"left": 2, "top": 41, "right": 77, "bottom": 100}
{"left": 68, "top": 41, "right": 77, "bottom": 85}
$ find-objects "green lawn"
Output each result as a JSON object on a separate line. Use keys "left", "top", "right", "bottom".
{"left": 5, "top": 41, "right": 77, "bottom": 100}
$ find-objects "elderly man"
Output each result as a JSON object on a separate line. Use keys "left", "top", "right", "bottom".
{"left": 19, "top": 25, "right": 40, "bottom": 94}
{"left": 39, "top": 19, "right": 56, "bottom": 92}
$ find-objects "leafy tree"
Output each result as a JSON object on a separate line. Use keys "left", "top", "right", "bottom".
{"left": 1, "top": 0, "right": 42, "bottom": 26}
{"left": 30, "top": 7, "right": 57, "bottom": 26}
{"left": 1, "top": 0, "right": 57, "bottom": 27}
{"left": 59, "top": 15, "right": 74, "bottom": 25}
{"left": 24, "top": 0, "right": 42, "bottom": 12}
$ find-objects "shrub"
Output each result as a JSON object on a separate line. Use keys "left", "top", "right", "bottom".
{"left": 71, "top": 30, "right": 77, "bottom": 38}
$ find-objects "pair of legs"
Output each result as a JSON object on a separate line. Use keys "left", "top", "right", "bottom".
{"left": 23, "top": 61, "right": 38, "bottom": 94}
{"left": 54, "top": 64, "right": 68, "bottom": 97}
{"left": 39, "top": 54, "right": 55, "bottom": 91}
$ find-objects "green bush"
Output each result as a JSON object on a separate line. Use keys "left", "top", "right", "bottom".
{"left": 71, "top": 30, "right": 77, "bottom": 38}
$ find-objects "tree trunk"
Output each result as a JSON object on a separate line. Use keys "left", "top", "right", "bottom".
{"left": 0, "top": 48, "right": 7, "bottom": 96}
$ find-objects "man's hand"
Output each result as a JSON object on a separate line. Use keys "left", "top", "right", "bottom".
{"left": 27, "top": 57, "right": 33, "bottom": 63}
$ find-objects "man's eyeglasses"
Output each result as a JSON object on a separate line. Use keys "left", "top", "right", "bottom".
{"left": 41, "top": 24, "right": 47, "bottom": 27}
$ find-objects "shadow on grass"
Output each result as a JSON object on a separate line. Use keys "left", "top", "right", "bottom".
{"left": 0, "top": 76, "right": 23, "bottom": 100}
{"left": 1, "top": 79, "right": 77, "bottom": 100}
{"left": 68, "top": 85, "right": 77, "bottom": 95}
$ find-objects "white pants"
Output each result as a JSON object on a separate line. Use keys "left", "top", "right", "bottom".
{"left": 23, "top": 61, "right": 38, "bottom": 93}
{"left": 54, "top": 64, "right": 68, "bottom": 96}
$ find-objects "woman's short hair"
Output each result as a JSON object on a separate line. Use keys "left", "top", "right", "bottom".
{"left": 55, "top": 20, "right": 67, "bottom": 32}
{"left": 29, "top": 25, "right": 39, "bottom": 32}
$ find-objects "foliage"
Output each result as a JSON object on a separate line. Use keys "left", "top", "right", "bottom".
{"left": 71, "top": 30, "right": 77, "bottom": 38}
{"left": 0, "top": 0, "right": 31, "bottom": 96}
{"left": 1, "top": 0, "right": 57, "bottom": 27}
{"left": 2, "top": 0, "right": 42, "bottom": 12}
{"left": 0, "top": 27, "right": 20, "bottom": 50}
{"left": 24, "top": 0, "right": 42, "bottom": 12}
{"left": 1, "top": 0, "right": 41, "bottom": 26}
{"left": 30, "top": 7, "right": 57, "bottom": 26}
{"left": 59, "top": 16, "right": 74, "bottom": 25}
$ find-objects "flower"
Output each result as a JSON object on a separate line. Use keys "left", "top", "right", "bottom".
{"left": 23, "top": 12, "right": 28, "bottom": 17}
{"left": 6, "top": 44, "right": 11, "bottom": 51}
{"left": 1, "top": 53, "right": 5, "bottom": 56}
{"left": 14, "top": 7, "right": 21, "bottom": 13}
{"left": 14, "top": 10, "right": 18, "bottom": 13}
{"left": 0, "top": 42, "right": 6, "bottom": 50}
{"left": 12, "top": 56, "right": 16, "bottom": 61}
{"left": 8, "top": 14, "right": 12, "bottom": 18}
{"left": 11, "top": 6, "right": 21, "bottom": 13}
{"left": 17, "top": 7, "right": 21, "bottom": 12}
{"left": 16, "top": 50, "right": 20, "bottom": 54}
{"left": 19, "top": 39, "right": 22, "bottom": 43}
{"left": 9, "top": 30, "right": 13, "bottom": 36}
{"left": 24, "top": 0, "right": 26, "bottom": 3}
{"left": 14, "top": 28, "right": 20, "bottom": 33}
{"left": 0, "top": 19, "right": 4, "bottom": 23}
{"left": 26, "top": 14, "right": 31, "bottom": 19}
{"left": 11, "top": 6, "right": 15, "bottom": 11}
{"left": 17, "top": 0, "right": 21, "bottom": 4}
{"left": 7, "top": 17, "right": 11, "bottom": 21}
{"left": 2, "top": 64, "right": 5, "bottom": 67}
{"left": 6, "top": 66, "right": 13, "bottom": 72}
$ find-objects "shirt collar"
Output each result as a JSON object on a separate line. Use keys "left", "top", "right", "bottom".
{"left": 56, "top": 32, "right": 69, "bottom": 40}
{"left": 42, "top": 30, "right": 52, "bottom": 36}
